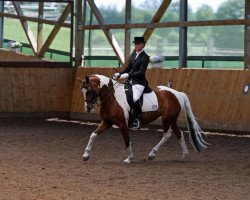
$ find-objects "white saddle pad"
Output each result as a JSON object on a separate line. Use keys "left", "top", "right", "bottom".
{"left": 141, "top": 91, "right": 158, "bottom": 112}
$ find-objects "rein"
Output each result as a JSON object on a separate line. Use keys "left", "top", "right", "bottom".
{"left": 89, "top": 80, "right": 120, "bottom": 108}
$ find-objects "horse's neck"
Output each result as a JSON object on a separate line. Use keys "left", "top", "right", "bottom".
{"left": 113, "top": 84, "right": 129, "bottom": 108}
{"left": 97, "top": 75, "right": 125, "bottom": 102}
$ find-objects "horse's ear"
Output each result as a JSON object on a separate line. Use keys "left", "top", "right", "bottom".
{"left": 85, "top": 76, "right": 89, "bottom": 83}
{"left": 108, "top": 78, "right": 113, "bottom": 87}
{"left": 108, "top": 78, "right": 115, "bottom": 93}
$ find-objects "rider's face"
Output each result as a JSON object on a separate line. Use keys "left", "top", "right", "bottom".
{"left": 134, "top": 43, "right": 144, "bottom": 52}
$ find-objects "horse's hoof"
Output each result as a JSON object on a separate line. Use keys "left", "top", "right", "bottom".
{"left": 182, "top": 153, "right": 188, "bottom": 159}
{"left": 148, "top": 151, "right": 156, "bottom": 160}
{"left": 148, "top": 155, "right": 155, "bottom": 160}
{"left": 123, "top": 160, "right": 130, "bottom": 164}
{"left": 123, "top": 157, "right": 133, "bottom": 164}
{"left": 83, "top": 155, "right": 90, "bottom": 161}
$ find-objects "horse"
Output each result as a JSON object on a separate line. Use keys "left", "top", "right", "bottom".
{"left": 79, "top": 74, "right": 207, "bottom": 164}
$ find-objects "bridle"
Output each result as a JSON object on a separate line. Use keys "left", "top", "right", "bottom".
{"left": 80, "top": 82, "right": 99, "bottom": 109}
{"left": 80, "top": 77, "right": 120, "bottom": 109}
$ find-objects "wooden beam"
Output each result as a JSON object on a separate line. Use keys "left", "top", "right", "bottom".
{"left": 86, "top": 0, "right": 125, "bottom": 65}
{"left": 79, "top": 19, "right": 250, "bottom": 30}
{"left": 124, "top": 0, "right": 131, "bottom": 64}
{"left": 0, "top": 12, "right": 71, "bottom": 28}
{"left": 143, "top": 0, "right": 172, "bottom": 42}
{"left": 13, "top": 1, "right": 37, "bottom": 54}
{"left": 182, "top": 19, "right": 250, "bottom": 27}
{"left": 244, "top": 0, "right": 250, "bottom": 69}
{"left": 37, "top": 3, "right": 71, "bottom": 57}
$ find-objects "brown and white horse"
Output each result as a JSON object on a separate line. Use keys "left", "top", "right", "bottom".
{"left": 80, "top": 74, "right": 207, "bottom": 164}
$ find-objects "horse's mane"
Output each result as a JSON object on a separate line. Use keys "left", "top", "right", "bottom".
{"left": 90, "top": 74, "right": 122, "bottom": 88}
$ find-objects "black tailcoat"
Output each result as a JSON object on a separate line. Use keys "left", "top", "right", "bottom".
{"left": 120, "top": 50, "right": 149, "bottom": 86}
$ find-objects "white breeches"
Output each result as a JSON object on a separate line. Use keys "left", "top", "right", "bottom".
{"left": 132, "top": 84, "right": 145, "bottom": 102}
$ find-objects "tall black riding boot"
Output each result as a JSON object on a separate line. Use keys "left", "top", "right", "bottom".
{"left": 132, "top": 100, "right": 142, "bottom": 129}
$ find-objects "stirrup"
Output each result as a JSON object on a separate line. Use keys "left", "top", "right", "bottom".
{"left": 132, "top": 119, "right": 141, "bottom": 129}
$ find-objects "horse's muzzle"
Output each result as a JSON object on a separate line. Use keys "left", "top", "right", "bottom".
{"left": 86, "top": 106, "right": 92, "bottom": 113}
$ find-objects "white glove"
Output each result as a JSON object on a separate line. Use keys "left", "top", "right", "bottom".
{"left": 120, "top": 73, "right": 129, "bottom": 79}
{"left": 113, "top": 73, "right": 120, "bottom": 80}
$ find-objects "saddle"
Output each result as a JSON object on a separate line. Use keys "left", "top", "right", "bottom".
{"left": 124, "top": 82, "right": 158, "bottom": 112}
{"left": 124, "top": 80, "right": 152, "bottom": 110}
{"left": 124, "top": 81, "right": 158, "bottom": 128}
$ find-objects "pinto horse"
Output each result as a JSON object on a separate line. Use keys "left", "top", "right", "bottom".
{"left": 80, "top": 74, "right": 207, "bottom": 163}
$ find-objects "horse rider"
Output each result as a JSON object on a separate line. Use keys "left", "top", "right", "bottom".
{"left": 113, "top": 36, "right": 150, "bottom": 129}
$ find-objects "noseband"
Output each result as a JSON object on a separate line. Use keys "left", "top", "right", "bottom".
{"left": 81, "top": 83, "right": 98, "bottom": 106}
{"left": 81, "top": 77, "right": 119, "bottom": 109}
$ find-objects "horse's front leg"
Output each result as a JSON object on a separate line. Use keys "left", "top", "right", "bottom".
{"left": 123, "top": 142, "right": 134, "bottom": 164}
{"left": 83, "top": 120, "right": 111, "bottom": 161}
{"left": 119, "top": 124, "right": 134, "bottom": 164}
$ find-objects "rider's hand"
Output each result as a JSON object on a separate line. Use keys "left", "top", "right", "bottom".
{"left": 120, "top": 73, "right": 129, "bottom": 80}
{"left": 113, "top": 73, "right": 120, "bottom": 80}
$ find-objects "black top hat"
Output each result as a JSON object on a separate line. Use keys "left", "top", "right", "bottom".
{"left": 133, "top": 37, "right": 146, "bottom": 44}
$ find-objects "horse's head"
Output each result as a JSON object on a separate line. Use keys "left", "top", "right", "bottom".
{"left": 79, "top": 76, "right": 101, "bottom": 113}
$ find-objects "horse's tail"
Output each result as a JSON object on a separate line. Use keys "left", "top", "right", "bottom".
{"left": 181, "top": 93, "right": 208, "bottom": 152}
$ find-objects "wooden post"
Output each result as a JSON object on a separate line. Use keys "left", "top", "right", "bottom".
{"left": 81, "top": 0, "right": 87, "bottom": 66}
{"left": 179, "top": 0, "right": 187, "bottom": 68}
{"left": 0, "top": 1, "right": 4, "bottom": 48}
{"left": 124, "top": 0, "right": 131, "bottom": 66}
{"left": 88, "top": 9, "right": 93, "bottom": 66}
{"left": 75, "top": 0, "right": 83, "bottom": 67}
{"left": 37, "top": 2, "right": 44, "bottom": 53}
{"left": 244, "top": 0, "right": 250, "bottom": 70}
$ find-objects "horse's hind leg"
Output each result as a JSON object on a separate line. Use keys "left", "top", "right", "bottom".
{"left": 83, "top": 120, "right": 112, "bottom": 161}
{"left": 171, "top": 121, "right": 188, "bottom": 157}
{"left": 148, "top": 122, "right": 171, "bottom": 160}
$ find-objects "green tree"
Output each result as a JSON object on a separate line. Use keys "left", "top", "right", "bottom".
{"left": 216, "top": 0, "right": 244, "bottom": 19}
{"left": 213, "top": 0, "right": 244, "bottom": 49}
{"left": 99, "top": 7, "right": 124, "bottom": 24}
{"left": 139, "top": 0, "right": 162, "bottom": 10}
{"left": 196, "top": 5, "right": 215, "bottom": 20}
{"left": 189, "top": 5, "right": 215, "bottom": 43}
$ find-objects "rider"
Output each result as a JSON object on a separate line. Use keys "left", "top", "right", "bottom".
{"left": 113, "top": 36, "right": 150, "bottom": 129}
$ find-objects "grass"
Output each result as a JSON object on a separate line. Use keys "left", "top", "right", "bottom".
{"left": 4, "top": 18, "right": 71, "bottom": 51}
{"left": 4, "top": 18, "right": 71, "bottom": 61}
